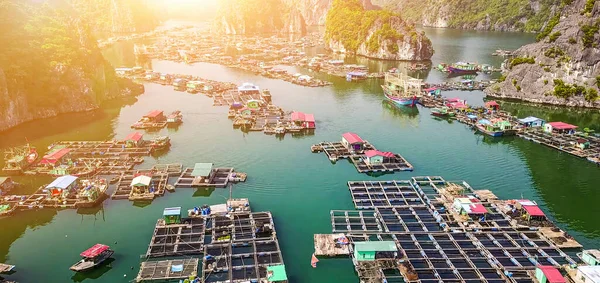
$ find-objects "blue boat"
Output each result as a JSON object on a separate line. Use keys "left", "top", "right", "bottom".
{"left": 476, "top": 119, "right": 503, "bottom": 137}
{"left": 381, "top": 73, "right": 423, "bottom": 107}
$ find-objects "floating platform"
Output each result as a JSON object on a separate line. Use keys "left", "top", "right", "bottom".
{"left": 517, "top": 129, "right": 600, "bottom": 160}
{"left": 320, "top": 176, "right": 580, "bottom": 283}
{"left": 174, "top": 167, "right": 235, "bottom": 188}
{"left": 312, "top": 139, "right": 413, "bottom": 174}
{"left": 145, "top": 211, "right": 278, "bottom": 258}
{"left": 136, "top": 258, "right": 198, "bottom": 282}
{"left": 314, "top": 234, "right": 350, "bottom": 256}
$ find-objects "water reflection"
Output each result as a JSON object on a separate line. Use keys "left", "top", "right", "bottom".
{"left": 70, "top": 257, "right": 115, "bottom": 282}
{"left": 382, "top": 100, "right": 419, "bottom": 119}
{"left": 193, "top": 187, "right": 215, "bottom": 197}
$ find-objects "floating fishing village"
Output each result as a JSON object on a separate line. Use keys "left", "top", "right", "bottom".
{"left": 2, "top": 2, "right": 600, "bottom": 283}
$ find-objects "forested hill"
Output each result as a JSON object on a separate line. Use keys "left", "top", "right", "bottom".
{"left": 372, "top": 0, "right": 564, "bottom": 32}
{"left": 0, "top": 0, "right": 143, "bottom": 132}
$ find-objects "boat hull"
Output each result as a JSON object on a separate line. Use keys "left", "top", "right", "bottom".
{"left": 476, "top": 125, "right": 503, "bottom": 137}
{"left": 447, "top": 66, "right": 477, "bottom": 74}
{"left": 384, "top": 91, "right": 419, "bottom": 107}
{"left": 70, "top": 250, "right": 114, "bottom": 272}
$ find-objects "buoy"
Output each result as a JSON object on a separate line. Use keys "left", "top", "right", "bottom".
{"left": 124, "top": 274, "right": 127, "bottom": 277}
{"left": 131, "top": 266, "right": 134, "bottom": 270}
{"left": 115, "top": 241, "right": 118, "bottom": 244}
{"left": 65, "top": 235, "right": 68, "bottom": 237}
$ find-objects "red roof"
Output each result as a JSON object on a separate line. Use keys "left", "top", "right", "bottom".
{"left": 547, "top": 122, "right": 577, "bottom": 130}
{"left": 145, "top": 110, "right": 163, "bottom": 118}
{"left": 80, "top": 244, "right": 110, "bottom": 258}
{"left": 469, "top": 203, "right": 488, "bottom": 214}
{"left": 291, "top": 111, "right": 305, "bottom": 121}
{"left": 537, "top": 265, "right": 566, "bottom": 283}
{"left": 523, "top": 205, "right": 546, "bottom": 217}
{"left": 485, "top": 101, "right": 499, "bottom": 107}
{"left": 40, "top": 148, "right": 71, "bottom": 165}
{"left": 365, "top": 150, "right": 395, "bottom": 158}
{"left": 304, "top": 114, "right": 315, "bottom": 123}
{"left": 342, "top": 132, "right": 363, "bottom": 144}
{"left": 125, "top": 132, "right": 143, "bottom": 142}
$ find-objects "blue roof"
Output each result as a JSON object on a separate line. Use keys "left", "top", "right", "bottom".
{"left": 518, "top": 116, "right": 544, "bottom": 123}
{"left": 163, "top": 207, "right": 181, "bottom": 216}
{"left": 46, "top": 175, "right": 78, "bottom": 189}
{"left": 347, "top": 71, "right": 367, "bottom": 76}
{"left": 467, "top": 114, "right": 478, "bottom": 119}
{"left": 478, "top": 119, "right": 491, "bottom": 125}
{"left": 238, "top": 83, "right": 259, "bottom": 91}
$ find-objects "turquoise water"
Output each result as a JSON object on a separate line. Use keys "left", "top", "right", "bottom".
{"left": 1, "top": 28, "right": 600, "bottom": 282}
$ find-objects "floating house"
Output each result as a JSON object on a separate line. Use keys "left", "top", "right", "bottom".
{"left": 485, "top": 101, "right": 500, "bottom": 111}
{"left": 353, "top": 241, "right": 398, "bottom": 261}
{"left": 191, "top": 163, "right": 214, "bottom": 185}
{"left": 46, "top": 175, "right": 78, "bottom": 197}
{"left": 453, "top": 197, "right": 487, "bottom": 215}
{"left": 535, "top": 265, "right": 566, "bottom": 283}
{"left": 544, "top": 122, "right": 578, "bottom": 134}
{"left": 144, "top": 110, "right": 166, "bottom": 122}
{"left": 163, "top": 207, "right": 181, "bottom": 225}
{"left": 579, "top": 250, "right": 600, "bottom": 266}
{"left": 576, "top": 266, "right": 600, "bottom": 283}
{"left": 341, "top": 132, "right": 365, "bottom": 153}
{"left": 364, "top": 150, "right": 394, "bottom": 166}
{"left": 131, "top": 175, "right": 152, "bottom": 194}
{"left": 125, "top": 132, "right": 144, "bottom": 147}
{"left": 266, "top": 264, "right": 288, "bottom": 282}
{"left": 238, "top": 83, "right": 261, "bottom": 95}
{"left": 173, "top": 78, "right": 188, "bottom": 89}
{"left": 39, "top": 148, "right": 71, "bottom": 166}
{"left": 517, "top": 200, "right": 546, "bottom": 221}
{"left": 291, "top": 112, "right": 316, "bottom": 129}
{"left": 0, "top": 177, "right": 15, "bottom": 195}
{"left": 518, "top": 116, "right": 546, "bottom": 128}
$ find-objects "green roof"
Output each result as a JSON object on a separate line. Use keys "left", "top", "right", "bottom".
{"left": 266, "top": 264, "right": 287, "bottom": 282}
{"left": 354, "top": 241, "right": 397, "bottom": 252}
{"left": 191, "top": 163, "right": 213, "bottom": 177}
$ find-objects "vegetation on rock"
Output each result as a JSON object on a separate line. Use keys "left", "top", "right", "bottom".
{"left": 537, "top": 14, "right": 560, "bottom": 41}
{"left": 215, "top": 0, "right": 289, "bottom": 34}
{"left": 580, "top": 21, "right": 599, "bottom": 48}
{"left": 510, "top": 57, "right": 535, "bottom": 68}
{"left": 552, "top": 79, "right": 586, "bottom": 99}
{"left": 68, "top": 0, "right": 159, "bottom": 35}
{"left": 325, "top": 0, "right": 427, "bottom": 55}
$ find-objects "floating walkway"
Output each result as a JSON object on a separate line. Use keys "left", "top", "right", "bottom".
{"left": 174, "top": 166, "right": 238, "bottom": 188}
{"left": 136, "top": 258, "right": 198, "bottom": 282}
{"left": 312, "top": 133, "right": 413, "bottom": 173}
{"left": 316, "top": 176, "right": 581, "bottom": 283}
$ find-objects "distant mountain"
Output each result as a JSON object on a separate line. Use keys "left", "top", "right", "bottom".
{"left": 212, "top": 0, "right": 307, "bottom": 34}
{"left": 485, "top": 0, "right": 600, "bottom": 108}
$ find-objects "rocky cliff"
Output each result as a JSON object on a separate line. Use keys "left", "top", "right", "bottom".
{"left": 325, "top": 0, "right": 433, "bottom": 61}
{"left": 68, "top": 0, "right": 160, "bottom": 34}
{"left": 0, "top": 1, "right": 143, "bottom": 132}
{"left": 283, "top": 0, "right": 379, "bottom": 26}
{"left": 485, "top": 0, "right": 600, "bottom": 108}
{"left": 212, "top": 0, "right": 306, "bottom": 34}
{"left": 372, "top": 0, "right": 563, "bottom": 32}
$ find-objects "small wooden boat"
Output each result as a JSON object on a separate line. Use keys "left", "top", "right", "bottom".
{"left": 166, "top": 184, "right": 175, "bottom": 192}
{"left": 431, "top": 106, "right": 455, "bottom": 118}
{"left": 70, "top": 244, "right": 114, "bottom": 272}
{"left": 0, "top": 263, "right": 15, "bottom": 274}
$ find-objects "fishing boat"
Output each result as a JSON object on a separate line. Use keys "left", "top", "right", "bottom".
{"left": 381, "top": 73, "right": 423, "bottom": 107}
{"left": 70, "top": 244, "right": 114, "bottom": 272}
{"left": 227, "top": 109, "right": 236, "bottom": 118}
{"left": 149, "top": 136, "right": 171, "bottom": 151}
{"left": 430, "top": 106, "right": 455, "bottom": 118}
{"left": 447, "top": 62, "right": 478, "bottom": 74}
{"left": 74, "top": 179, "right": 108, "bottom": 208}
{"left": 0, "top": 263, "right": 15, "bottom": 274}
{"left": 166, "top": 110, "right": 183, "bottom": 126}
{"left": 2, "top": 144, "right": 38, "bottom": 175}
{"left": 274, "top": 126, "right": 286, "bottom": 135}
{"left": 476, "top": 119, "right": 503, "bottom": 137}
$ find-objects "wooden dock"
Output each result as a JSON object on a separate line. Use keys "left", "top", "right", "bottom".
{"left": 136, "top": 258, "right": 198, "bottom": 282}
{"left": 314, "top": 234, "right": 350, "bottom": 256}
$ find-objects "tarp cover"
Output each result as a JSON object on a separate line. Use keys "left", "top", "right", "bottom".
{"left": 191, "top": 163, "right": 213, "bottom": 177}
{"left": 80, "top": 244, "right": 109, "bottom": 258}
{"left": 46, "top": 175, "right": 78, "bottom": 189}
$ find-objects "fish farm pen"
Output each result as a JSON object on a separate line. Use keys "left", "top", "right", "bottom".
{"left": 314, "top": 176, "right": 583, "bottom": 283}
{"left": 311, "top": 133, "right": 414, "bottom": 173}
{"left": 174, "top": 164, "right": 243, "bottom": 188}
{"left": 139, "top": 202, "right": 288, "bottom": 282}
